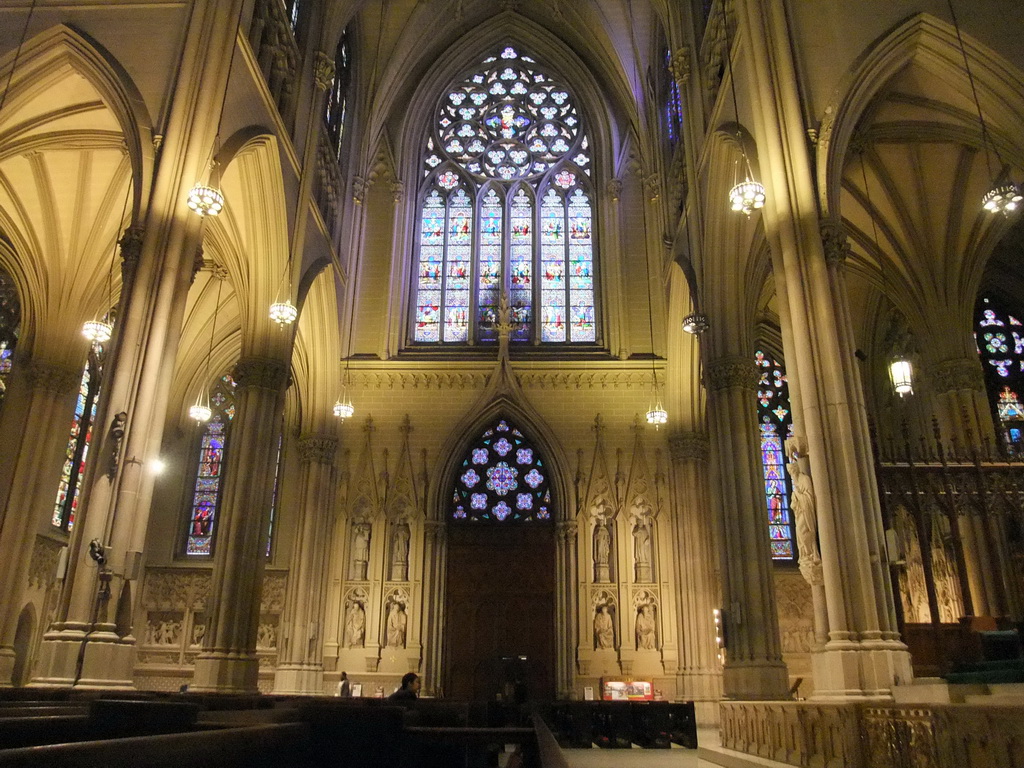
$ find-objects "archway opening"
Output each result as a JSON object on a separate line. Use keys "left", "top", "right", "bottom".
{"left": 442, "top": 417, "right": 555, "bottom": 703}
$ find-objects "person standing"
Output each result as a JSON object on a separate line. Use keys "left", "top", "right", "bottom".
{"left": 338, "top": 671, "right": 352, "bottom": 698}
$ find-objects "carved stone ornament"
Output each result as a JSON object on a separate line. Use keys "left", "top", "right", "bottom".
{"left": 704, "top": 356, "right": 760, "bottom": 392}
{"left": 233, "top": 358, "right": 289, "bottom": 392}
{"left": 190, "top": 245, "right": 205, "bottom": 285}
{"left": 29, "top": 361, "right": 82, "bottom": 394}
{"left": 352, "top": 176, "right": 367, "bottom": 205}
{"left": 668, "top": 47, "right": 691, "bottom": 90}
{"left": 819, "top": 218, "right": 851, "bottom": 265}
{"left": 556, "top": 520, "right": 578, "bottom": 541}
{"left": 106, "top": 411, "right": 128, "bottom": 481}
{"left": 28, "top": 536, "right": 65, "bottom": 589}
{"left": 929, "top": 357, "right": 985, "bottom": 395}
{"left": 668, "top": 432, "right": 710, "bottom": 463}
{"left": 644, "top": 173, "right": 661, "bottom": 202}
{"left": 391, "top": 181, "right": 405, "bottom": 205}
{"left": 119, "top": 224, "right": 145, "bottom": 284}
{"left": 298, "top": 434, "right": 338, "bottom": 465}
{"left": 606, "top": 178, "right": 623, "bottom": 201}
{"left": 313, "top": 51, "right": 336, "bottom": 91}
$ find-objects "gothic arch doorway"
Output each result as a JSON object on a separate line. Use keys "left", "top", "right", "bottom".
{"left": 442, "top": 418, "right": 556, "bottom": 702}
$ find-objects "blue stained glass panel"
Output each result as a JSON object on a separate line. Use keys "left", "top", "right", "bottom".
{"left": 756, "top": 349, "right": 795, "bottom": 562}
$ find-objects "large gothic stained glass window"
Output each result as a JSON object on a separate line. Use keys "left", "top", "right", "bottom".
{"left": 975, "top": 297, "right": 1024, "bottom": 453}
{"left": 184, "top": 374, "right": 237, "bottom": 556}
{"left": 414, "top": 46, "right": 597, "bottom": 346}
{"left": 52, "top": 345, "right": 104, "bottom": 531}
{"left": 451, "top": 419, "right": 552, "bottom": 522}
{"left": 0, "top": 266, "right": 19, "bottom": 408}
{"left": 755, "top": 350, "right": 795, "bottom": 561}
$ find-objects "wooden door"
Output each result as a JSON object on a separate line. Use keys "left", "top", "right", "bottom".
{"left": 444, "top": 524, "right": 555, "bottom": 701}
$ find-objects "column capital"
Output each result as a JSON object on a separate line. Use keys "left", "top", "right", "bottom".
{"left": 556, "top": 520, "right": 578, "bottom": 541}
{"left": 28, "top": 361, "right": 81, "bottom": 394}
{"left": 233, "top": 357, "right": 289, "bottom": 392}
{"left": 704, "top": 356, "right": 759, "bottom": 392}
{"left": 298, "top": 434, "right": 338, "bottom": 465}
{"left": 313, "top": 52, "right": 335, "bottom": 91}
{"left": 819, "top": 218, "right": 850, "bottom": 265}
{"left": 668, "top": 432, "right": 710, "bottom": 463}
{"left": 928, "top": 357, "right": 985, "bottom": 394}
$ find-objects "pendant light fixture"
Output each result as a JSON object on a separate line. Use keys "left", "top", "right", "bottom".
{"left": 682, "top": 312, "right": 709, "bottom": 335}
{"left": 82, "top": 182, "right": 132, "bottom": 344}
{"left": 269, "top": 259, "right": 298, "bottom": 326}
{"left": 187, "top": 2, "right": 246, "bottom": 218}
{"left": 719, "top": 3, "right": 765, "bottom": 216}
{"left": 859, "top": 147, "right": 914, "bottom": 397}
{"left": 189, "top": 274, "right": 224, "bottom": 423}
{"left": 946, "top": 0, "right": 1020, "bottom": 215}
{"left": 333, "top": 266, "right": 356, "bottom": 419}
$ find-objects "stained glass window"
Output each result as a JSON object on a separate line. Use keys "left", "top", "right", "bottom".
{"left": 755, "top": 350, "right": 795, "bottom": 561}
{"left": 325, "top": 27, "right": 350, "bottom": 159}
{"left": 185, "top": 374, "right": 237, "bottom": 556}
{"left": 266, "top": 434, "right": 283, "bottom": 558}
{"left": 0, "top": 266, "right": 19, "bottom": 408}
{"left": 452, "top": 418, "right": 552, "bottom": 522}
{"left": 663, "top": 48, "right": 683, "bottom": 147}
{"left": 975, "top": 297, "right": 1024, "bottom": 453}
{"left": 413, "top": 45, "right": 597, "bottom": 346}
{"left": 52, "top": 346, "right": 104, "bottom": 531}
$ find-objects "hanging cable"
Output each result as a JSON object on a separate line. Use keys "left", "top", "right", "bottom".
{"left": 0, "top": 0, "right": 39, "bottom": 117}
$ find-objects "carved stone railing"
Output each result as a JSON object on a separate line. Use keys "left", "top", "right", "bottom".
{"left": 720, "top": 702, "right": 1024, "bottom": 768}
{"left": 248, "top": 0, "right": 300, "bottom": 130}
{"left": 312, "top": 122, "right": 341, "bottom": 228}
{"left": 719, "top": 701, "right": 860, "bottom": 767}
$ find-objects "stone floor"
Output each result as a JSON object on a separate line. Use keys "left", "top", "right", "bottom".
{"left": 561, "top": 746, "right": 703, "bottom": 767}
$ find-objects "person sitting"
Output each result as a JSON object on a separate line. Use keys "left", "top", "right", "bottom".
{"left": 388, "top": 672, "right": 420, "bottom": 702}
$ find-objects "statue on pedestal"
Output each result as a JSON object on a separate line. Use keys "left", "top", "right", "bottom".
{"left": 390, "top": 521, "right": 411, "bottom": 581}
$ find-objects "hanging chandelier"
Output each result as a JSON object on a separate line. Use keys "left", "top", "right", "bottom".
{"left": 269, "top": 299, "right": 298, "bottom": 326}
{"left": 720, "top": 2, "right": 765, "bottom": 216}
{"left": 81, "top": 319, "right": 113, "bottom": 344}
{"left": 946, "top": 0, "right": 1020, "bottom": 216}
{"left": 729, "top": 173, "right": 766, "bottom": 216}
{"left": 682, "top": 312, "right": 710, "bottom": 335}
{"left": 646, "top": 401, "right": 668, "bottom": 428}
{"left": 333, "top": 398, "right": 355, "bottom": 420}
{"left": 190, "top": 273, "right": 224, "bottom": 424}
{"left": 187, "top": 184, "right": 225, "bottom": 217}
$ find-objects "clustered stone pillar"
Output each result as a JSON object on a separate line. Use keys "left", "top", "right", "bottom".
{"left": 704, "top": 356, "right": 789, "bottom": 699}
{"left": 668, "top": 431, "right": 723, "bottom": 722}
{"left": 0, "top": 362, "right": 81, "bottom": 684}
{"left": 274, "top": 434, "right": 338, "bottom": 695}
{"left": 420, "top": 519, "right": 446, "bottom": 697}
{"left": 192, "top": 357, "right": 289, "bottom": 693}
{"left": 555, "top": 519, "right": 579, "bottom": 699}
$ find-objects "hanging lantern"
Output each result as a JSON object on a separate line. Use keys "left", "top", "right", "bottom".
{"left": 269, "top": 300, "right": 298, "bottom": 326}
{"left": 682, "top": 312, "right": 709, "bottom": 335}
{"left": 81, "top": 319, "right": 113, "bottom": 344}
{"left": 187, "top": 184, "right": 225, "bottom": 217}
{"left": 646, "top": 402, "right": 668, "bottom": 428}
{"left": 890, "top": 357, "right": 913, "bottom": 397}
{"left": 189, "top": 391, "right": 212, "bottom": 423}
{"left": 982, "top": 184, "right": 1022, "bottom": 215}
{"left": 729, "top": 178, "right": 766, "bottom": 216}
{"left": 333, "top": 398, "right": 355, "bottom": 420}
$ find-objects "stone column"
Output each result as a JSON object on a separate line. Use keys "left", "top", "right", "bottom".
{"left": 927, "top": 358, "right": 996, "bottom": 454}
{"left": 0, "top": 362, "right": 81, "bottom": 685}
{"left": 668, "top": 431, "right": 723, "bottom": 721}
{"left": 192, "top": 358, "right": 289, "bottom": 693}
{"left": 738, "top": 0, "right": 912, "bottom": 697}
{"left": 555, "top": 519, "right": 579, "bottom": 699}
{"left": 421, "top": 519, "right": 446, "bottom": 697}
{"left": 705, "top": 357, "right": 789, "bottom": 699}
{"left": 274, "top": 434, "right": 338, "bottom": 694}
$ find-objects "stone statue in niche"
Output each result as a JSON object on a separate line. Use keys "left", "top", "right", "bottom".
{"left": 593, "top": 521, "right": 611, "bottom": 583}
{"left": 390, "top": 521, "right": 411, "bottom": 582}
{"left": 594, "top": 604, "right": 615, "bottom": 650}
{"left": 635, "top": 603, "right": 656, "bottom": 650}
{"left": 350, "top": 522, "right": 371, "bottom": 581}
{"left": 632, "top": 512, "right": 653, "bottom": 583}
{"left": 785, "top": 442, "right": 822, "bottom": 586}
{"left": 256, "top": 622, "right": 277, "bottom": 649}
{"left": 386, "top": 601, "right": 407, "bottom": 648}
{"left": 146, "top": 618, "right": 181, "bottom": 646}
{"left": 344, "top": 599, "right": 366, "bottom": 648}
